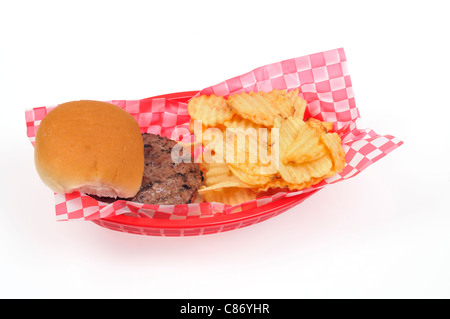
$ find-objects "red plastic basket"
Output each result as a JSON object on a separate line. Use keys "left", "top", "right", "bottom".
{"left": 92, "top": 91, "right": 320, "bottom": 236}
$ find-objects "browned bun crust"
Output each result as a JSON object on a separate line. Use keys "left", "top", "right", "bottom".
{"left": 34, "top": 100, "right": 144, "bottom": 198}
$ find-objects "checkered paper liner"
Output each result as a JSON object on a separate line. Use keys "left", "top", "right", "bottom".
{"left": 25, "top": 48, "right": 402, "bottom": 221}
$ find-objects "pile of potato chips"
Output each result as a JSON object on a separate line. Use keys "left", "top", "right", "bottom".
{"left": 187, "top": 89, "right": 346, "bottom": 206}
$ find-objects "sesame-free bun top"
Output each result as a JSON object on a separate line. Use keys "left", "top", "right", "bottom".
{"left": 34, "top": 100, "right": 144, "bottom": 198}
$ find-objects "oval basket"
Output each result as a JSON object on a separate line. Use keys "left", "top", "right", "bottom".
{"left": 92, "top": 91, "right": 319, "bottom": 236}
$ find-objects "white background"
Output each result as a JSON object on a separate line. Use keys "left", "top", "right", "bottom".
{"left": 1, "top": 0, "right": 449, "bottom": 299}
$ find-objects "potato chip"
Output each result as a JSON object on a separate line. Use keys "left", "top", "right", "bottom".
{"left": 225, "top": 128, "right": 277, "bottom": 176}
{"left": 201, "top": 161, "right": 252, "bottom": 189}
{"left": 278, "top": 155, "right": 333, "bottom": 184}
{"left": 199, "top": 125, "right": 249, "bottom": 167}
{"left": 202, "top": 187, "right": 257, "bottom": 206}
{"left": 275, "top": 116, "right": 326, "bottom": 180}
{"left": 223, "top": 114, "right": 264, "bottom": 130}
{"left": 188, "top": 118, "right": 196, "bottom": 133}
{"left": 227, "top": 90, "right": 295, "bottom": 127}
{"left": 190, "top": 89, "right": 344, "bottom": 204}
{"left": 320, "top": 133, "right": 346, "bottom": 174}
{"left": 188, "top": 94, "right": 234, "bottom": 126}
{"left": 288, "top": 176, "right": 324, "bottom": 190}
{"left": 293, "top": 98, "right": 307, "bottom": 119}
{"left": 273, "top": 116, "right": 303, "bottom": 153}
{"left": 189, "top": 119, "right": 225, "bottom": 147}
{"left": 192, "top": 193, "right": 205, "bottom": 204}
{"left": 285, "top": 89, "right": 307, "bottom": 119}
{"left": 284, "top": 88, "right": 299, "bottom": 100}
{"left": 206, "top": 117, "right": 278, "bottom": 177}
{"left": 224, "top": 125, "right": 258, "bottom": 162}
{"left": 257, "top": 177, "right": 289, "bottom": 191}
{"left": 306, "top": 118, "right": 333, "bottom": 132}
{"left": 227, "top": 164, "right": 274, "bottom": 186}
{"left": 223, "top": 114, "right": 270, "bottom": 162}
{"left": 227, "top": 160, "right": 278, "bottom": 178}
{"left": 198, "top": 181, "right": 249, "bottom": 193}
{"left": 282, "top": 120, "right": 327, "bottom": 164}
{"left": 257, "top": 176, "right": 324, "bottom": 192}
{"left": 305, "top": 118, "right": 326, "bottom": 132}
{"left": 322, "top": 122, "right": 334, "bottom": 132}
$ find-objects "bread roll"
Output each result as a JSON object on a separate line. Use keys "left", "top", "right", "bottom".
{"left": 34, "top": 100, "right": 144, "bottom": 198}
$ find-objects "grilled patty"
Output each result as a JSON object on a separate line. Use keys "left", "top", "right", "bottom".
{"left": 131, "top": 133, "right": 203, "bottom": 205}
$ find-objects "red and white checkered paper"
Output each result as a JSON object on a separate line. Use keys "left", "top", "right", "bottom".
{"left": 25, "top": 48, "right": 403, "bottom": 221}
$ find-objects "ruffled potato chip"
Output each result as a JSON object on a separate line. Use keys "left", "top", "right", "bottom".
{"left": 224, "top": 127, "right": 277, "bottom": 177}
{"left": 227, "top": 90, "right": 295, "bottom": 127}
{"left": 188, "top": 94, "right": 234, "bottom": 126}
{"left": 278, "top": 155, "right": 333, "bottom": 184}
{"left": 198, "top": 162, "right": 252, "bottom": 193}
{"left": 286, "top": 89, "right": 308, "bottom": 119}
{"left": 275, "top": 115, "right": 333, "bottom": 184}
{"left": 223, "top": 114, "right": 264, "bottom": 130}
{"left": 273, "top": 116, "right": 302, "bottom": 153}
{"left": 282, "top": 120, "right": 327, "bottom": 164}
{"left": 202, "top": 187, "right": 257, "bottom": 206}
{"left": 257, "top": 176, "right": 324, "bottom": 192}
{"left": 322, "top": 122, "right": 334, "bottom": 132}
{"left": 207, "top": 117, "right": 278, "bottom": 177}
{"left": 306, "top": 118, "right": 334, "bottom": 133}
{"left": 189, "top": 118, "right": 226, "bottom": 147}
{"left": 188, "top": 90, "right": 346, "bottom": 205}
{"left": 321, "top": 133, "right": 346, "bottom": 174}
{"left": 227, "top": 164, "right": 274, "bottom": 186}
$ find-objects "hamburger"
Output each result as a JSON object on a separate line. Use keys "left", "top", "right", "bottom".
{"left": 34, "top": 100, "right": 203, "bottom": 205}
{"left": 131, "top": 133, "right": 203, "bottom": 205}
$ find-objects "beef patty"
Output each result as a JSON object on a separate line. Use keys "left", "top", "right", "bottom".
{"left": 90, "top": 133, "right": 203, "bottom": 205}
{"left": 132, "top": 133, "right": 203, "bottom": 205}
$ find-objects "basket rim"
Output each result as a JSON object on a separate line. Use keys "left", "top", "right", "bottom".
{"left": 99, "top": 190, "right": 318, "bottom": 229}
